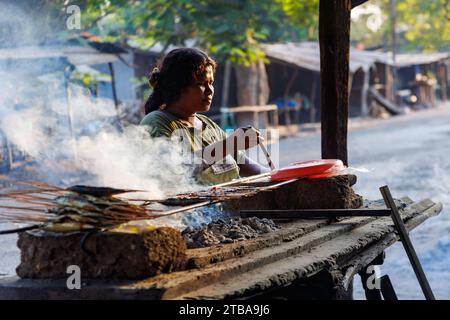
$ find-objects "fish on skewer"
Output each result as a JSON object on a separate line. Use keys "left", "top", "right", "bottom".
{"left": 3, "top": 182, "right": 144, "bottom": 197}
{"left": 66, "top": 185, "right": 145, "bottom": 197}
{"left": 0, "top": 183, "right": 162, "bottom": 235}
{"left": 0, "top": 176, "right": 297, "bottom": 235}
{"left": 161, "top": 185, "right": 265, "bottom": 206}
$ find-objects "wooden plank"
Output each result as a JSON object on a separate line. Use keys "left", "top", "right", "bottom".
{"left": 0, "top": 198, "right": 439, "bottom": 300}
{"left": 186, "top": 219, "right": 332, "bottom": 269}
{"left": 177, "top": 200, "right": 440, "bottom": 299}
{"left": 380, "top": 275, "right": 398, "bottom": 300}
{"left": 380, "top": 186, "right": 435, "bottom": 300}
{"left": 319, "top": 0, "right": 351, "bottom": 165}
{"left": 136, "top": 216, "right": 380, "bottom": 299}
{"left": 0, "top": 209, "right": 380, "bottom": 300}
{"left": 240, "top": 208, "right": 392, "bottom": 219}
{"left": 340, "top": 200, "right": 442, "bottom": 290}
{"left": 145, "top": 199, "right": 433, "bottom": 299}
{"left": 220, "top": 105, "right": 278, "bottom": 113}
{"left": 187, "top": 198, "right": 414, "bottom": 268}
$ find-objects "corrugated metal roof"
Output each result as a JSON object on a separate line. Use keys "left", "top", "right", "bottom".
{"left": 0, "top": 45, "right": 119, "bottom": 65}
{"left": 262, "top": 42, "right": 379, "bottom": 73}
{"left": 262, "top": 42, "right": 450, "bottom": 73}
{"left": 395, "top": 52, "right": 450, "bottom": 67}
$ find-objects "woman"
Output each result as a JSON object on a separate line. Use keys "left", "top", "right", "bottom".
{"left": 140, "top": 47, "right": 268, "bottom": 185}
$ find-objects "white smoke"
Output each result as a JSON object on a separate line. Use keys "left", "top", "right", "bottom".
{"left": 0, "top": 1, "right": 210, "bottom": 279}
{"left": 0, "top": 2, "right": 200, "bottom": 199}
{"left": 0, "top": 82, "right": 199, "bottom": 198}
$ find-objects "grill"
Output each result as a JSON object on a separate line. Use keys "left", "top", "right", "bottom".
{"left": 0, "top": 174, "right": 442, "bottom": 299}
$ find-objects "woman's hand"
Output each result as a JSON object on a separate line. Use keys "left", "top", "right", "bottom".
{"left": 226, "top": 126, "right": 263, "bottom": 151}
{"left": 196, "top": 126, "right": 263, "bottom": 166}
{"left": 238, "top": 155, "right": 270, "bottom": 177}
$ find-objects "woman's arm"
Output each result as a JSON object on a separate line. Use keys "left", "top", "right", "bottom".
{"left": 195, "top": 127, "right": 262, "bottom": 165}
{"left": 238, "top": 155, "right": 270, "bottom": 177}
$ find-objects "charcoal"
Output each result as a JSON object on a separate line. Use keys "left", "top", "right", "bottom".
{"left": 182, "top": 216, "right": 279, "bottom": 248}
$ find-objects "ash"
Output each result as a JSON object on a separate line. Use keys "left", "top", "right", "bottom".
{"left": 362, "top": 198, "right": 408, "bottom": 210}
{"left": 182, "top": 217, "right": 278, "bottom": 248}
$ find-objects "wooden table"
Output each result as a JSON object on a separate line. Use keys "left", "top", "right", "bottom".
{"left": 221, "top": 105, "right": 279, "bottom": 129}
{"left": 0, "top": 197, "right": 442, "bottom": 300}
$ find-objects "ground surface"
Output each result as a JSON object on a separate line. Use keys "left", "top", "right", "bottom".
{"left": 277, "top": 104, "right": 450, "bottom": 299}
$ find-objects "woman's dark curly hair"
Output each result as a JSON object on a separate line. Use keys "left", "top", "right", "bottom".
{"left": 144, "top": 48, "right": 217, "bottom": 115}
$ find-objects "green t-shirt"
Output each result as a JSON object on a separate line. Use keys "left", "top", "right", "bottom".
{"left": 140, "top": 110, "right": 244, "bottom": 185}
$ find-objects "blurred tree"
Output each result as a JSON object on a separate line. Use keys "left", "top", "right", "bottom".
{"left": 76, "top": 0, "right": 310, "bottom": 64}
{"left": 350, "top": 1, "right": 388, "bottom": 49}
{"left": 62, "top": 0, "right": 447, "bottom": 106}
{"left": 70, "top": 0, "right": 311, "bottom": 106}
{"left": 350, "top": 0, "right": 449, "bottom": 52}
{"left": 278, "top": 0, "right": 449, "bottom": 52}
{"left": 276, "top": 0, "right": 319, "bottom": 40}
{"left": 395, "top": 0, "right": 449, "bottom": 52}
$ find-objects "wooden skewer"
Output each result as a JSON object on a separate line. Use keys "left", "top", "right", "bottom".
{"left": 146, "top": 179, "right": 299, "bottom": 219}
{"left": 0, "top": 213, "right": 49, "bottom": 221}
{"left": 0, "top": 225, "right": 42, "bottom": 235}
{"left": 259, "top": 141, "right": 276, "bottom": 171}
{"left": 147, "top": 200, "right": 219, "bottom": 219}
{"left": 9, "top": 194, "right": 55, "bottom": 201}
{"left": 8, "top": 199, "right": 55, "bottom": 208}
{"left": 107, "top": 204, "right": 162, "bottom": 217}
{"left": 110, "top": 173, "right": 272, "bottom": 205}
{"left": 212, "top": 172, "right": 271, "bottom": 188}
{"left": 7, "top": 195, "right": 55, "bottom": 206}
{"left": 15, "top": 181, "right": 63, "bottom": 191}
{"left": 0, "top": 217, "right": 48, "bottom": 223}
{"left": 0, "top": 205, "right": 49, "bottom": 212}
{"left": 0, "top": 190, "right": 60, "bottom": 197}
{"left": 115, "top": 197, "right": 165, "bottom": 203}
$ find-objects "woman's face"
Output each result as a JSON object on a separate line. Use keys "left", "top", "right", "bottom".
{"left": 178, "top": 65, "right": 215, "bottom": 113}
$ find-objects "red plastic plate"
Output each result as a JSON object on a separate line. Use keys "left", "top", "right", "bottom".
{"left": 270, "top": 159, "right": 345, "bottom": 181}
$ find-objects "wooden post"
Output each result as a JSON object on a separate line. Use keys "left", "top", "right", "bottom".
{"left": 309, "top": 75, "right": 317, "bottom": 123}
{"left": 319, "top": 0, "right": 351, "bottom": 166}
{"left": 385, "top": 65, "right": 394, "bottom": 102}
{"left": 380, "top": 186, "right": 435, "bottom": 300}
{"left": 390, "top": 0, "right": 398, "bottom": 104}
{"left": 221, "top": 60, "right": 232, "bottom": 108}
{"left": 361, "top": 70, "right": 370, "bottom": 116}
{"left": 438, "top": 63, "right": 447, "bottom": 102}
{"left": 108, "top": 62, "right": 122, "bottom": 130}
{"left": 283, "top": 68, "right": 299, "bottom": 126}
{"left": 64, "top": 67, "right": 78, "bottom": 162}
{"left": 220, "top": 60, "right": 232, "bottom": 128}
{"left": 5, "top": 138, "right": 13, "bottom": 170}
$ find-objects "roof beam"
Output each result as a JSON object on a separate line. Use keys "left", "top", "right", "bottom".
{"left": 351, "top": 0, "right": 369, "bottom": 8}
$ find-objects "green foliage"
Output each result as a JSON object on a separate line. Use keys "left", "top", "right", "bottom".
{"left": 131, "top": 76, "right": 152, "bottom": 100}
{"left": 396, "top": 0, "right": 450, "bottom": 52}
{"left": 278, "top": 0, "right": 448, "bottom": 52}
{"left": 69, "top": 68, "right": 111, "bottom": 91}
{"left": 350, "top": 0, "right": 449, "bottom": 52}
{"left": 74, "top": 0, "right": 310, "bottom": 65}
{"left": 350, "top": 0, "right": 389, "bottom": 49}
{"left": 71, "top": 0, "right": 447, "bottom": 66}
{"left": 276, "top": 0, "right": 319, "bottom": 40}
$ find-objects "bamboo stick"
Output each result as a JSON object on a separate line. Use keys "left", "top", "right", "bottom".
{"left": 0, "top": 205, "right": 49, "bottom": 212}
